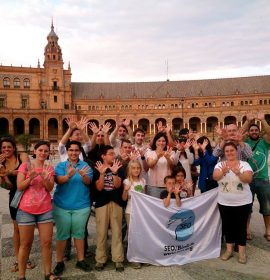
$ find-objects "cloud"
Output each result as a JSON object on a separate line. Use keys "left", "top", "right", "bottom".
{"left": 0, "top": 0, "right": 270, "bottom": 81}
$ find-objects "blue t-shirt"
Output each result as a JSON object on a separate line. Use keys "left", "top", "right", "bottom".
{"left": 54, "top": 159, "right": 93, "bottom": 210}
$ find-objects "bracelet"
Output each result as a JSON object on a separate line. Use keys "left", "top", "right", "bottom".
{"left": 112, "top": 172, "right": 118, "bottom": 176}
{"left": 141, "top": 156, "right": 145, "bottom": 160}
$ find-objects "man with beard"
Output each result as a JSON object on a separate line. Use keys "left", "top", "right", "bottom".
{"left": 244, "top": 112, "right": 270, "bottom": 241}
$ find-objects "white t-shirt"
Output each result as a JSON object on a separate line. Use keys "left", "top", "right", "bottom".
{"left": 58, "top": 140, "right": 91, "bottom": 162}
{"left": 123, "top": 178, "right": 146, "bottom": 214}
{"left": 215, "top": 161, "right": 253, "bottom": 206}
{"left": 146, "top": 150, "right": 174, "bottom": 187}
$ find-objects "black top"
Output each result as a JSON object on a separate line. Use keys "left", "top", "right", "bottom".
{"left": 93, "top": 167, "right": 126, "bottom": 208}
{"left": 160, "top": 190, "right": 180, "bottom": 200}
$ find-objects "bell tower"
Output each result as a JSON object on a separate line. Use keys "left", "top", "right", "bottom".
{"left": 42, "top": 21, "right": 71, "bottom": 110}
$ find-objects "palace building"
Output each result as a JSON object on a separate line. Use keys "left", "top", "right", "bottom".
{"left": 1, "top": 23, "right": 270, "bottom": 143}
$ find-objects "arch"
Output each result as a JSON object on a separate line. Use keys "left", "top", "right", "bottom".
{"left": 3, "top": 77, "right": 10, "bottom": 88}
{"left": 172, "top": 118, "right": 183, "bottom": 136}
{"left": 0, "top": 118, "right": 9, "bottom": 136}
{"left": 189, "top": 117, "right": 201, "bottom": 133}
{"left": 13, "top": 118, "right": 25, "bottom": 136}
{"left": 265, "top": 114, "right": 270, "bottom": 125}
{"left": 206, "top": 116, "right": 218, "bottom": 133}
{"left": 155, "top": 118, "right": 166, "bottom": 127}
{"left": 23, "top": 78, "right": 30, "bottom": 88}
{"left": 62, "top": 119, "right": 69, "bottom": 135}
{"left": 138, "top": 118, "right": 150, "bottom": 134}
{"left": 14, "top": 77, "right": 20, "bottom": 88}
{"left": 224, "top": 116, "right": 236, "bottom": 125}
{"left": 48, "top": 118, "right": 58, "bottom": 140}
{"left": 105, "top": 119, "right": 116, "bottom": 134}
{"left": 88, "top": 119, "right": 99, "bottom": 135}
{"left": 29, "top": 118, "right": 40, "bottom": 139}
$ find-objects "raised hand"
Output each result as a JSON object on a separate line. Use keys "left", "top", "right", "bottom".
{"left": 124, "top": 184, "right": 131, "bottom": 191}
{"left": 0, "top": 153, "right": 6, "bottom": 164}
{"left": 89, "top": 122, "right": 100, "bottom": 134}
{"left": 130, "top": 150, "right": 141, "bottom": 160}
{"left": 65, "top": 116, "right": 77, "bottom": 130}
{"left": 234, "top": 128, "right": 245, "bottom": 143}
{"left": 164, "top": 147, "right": 173, "bottom": 159}
{"left": 95, "top": 161, "right": 107, "bottom": 175}
{"left": 66, "top": 163, "right": 76, "bottom": 178}
{"left": 40, "top": 164, "right": 53, "bottom": 181}
{"left": 157, "top": 121, "right": 165, "bottom": 132}
{"left": 78, "top": 165, "right": 90, "bottom": 178}
{"left": 173, "top": 184, "right": 181, "bottom": 195}
{"left": 215, "top": 125, "right": 228, "bottom": 140}
{"left": 102, "top": 122, "right": 112, "bottom": 133}
{"left": 184, "top": 139, "right": 194, "bottom": 149}
{"left": 230, "top": 162, "right": 243, "bottom": 176}
{"left": 122, "top": 119, "right": 131, "bottom": 127}
{"left": 199, "top": 138, "right": 209, "bottom": 152}
{"left": 76, "top": 116, "right": 89, "bottom": 130}
{"left": 220, "top": 161, "right": 230, "bottom": 175}
{"left": 257, "top": 111, "right": 265, "bottom": 121}
{"left": 246, "top": 112, "right": 256, "bottom": 121}
{"left": 165, "top": 124, "right": 171, "bottom": 133}
{"left": 110, "top": 159, "right": 123, "bottom": 174}
{"left": 156, "top": 149, "right": 165, "bottom": 159}
{"left": 28, "top": 164, "right": 39, "bottom": 180}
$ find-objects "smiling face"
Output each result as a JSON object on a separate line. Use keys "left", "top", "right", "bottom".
{"left": 249, "top": 125, "right": 260, "bottom": 141}
{"left": 70, "top": 129, "right": 82, "bottom": 142}
{"left": 175, "top": 171, "right": 185, "bottom": 184}
{"left": 130, "top": 163, "right": 141, "bottom": 178}
{"left": 226, "top": 124, "right": 238, "bottom": 140}
{"left": 121, "top": 142, "right": 132, "bottom": 155}
{"left": 34, "top": 144, "right": 50, "bottom": 162}
{"left": 155, "top": 136, "right": 167, "bottom": 151}
{"left": 165, "top": 178, "right": 175, "bottom": 191}
{"left": 224, "top": 144, "right": 237, "bottom": 161}
{"left": 0, "top": 141, "right": 16, "bottom": 159}
{"left": 67, "top": 144, "right": 80, "bottom": 162}
{"left": 96, "top": 131, "right": 105, "bottom": 144}
{"left": 102, "top": 149, "right": 115, "bottom": 165}
{"left": 118, "top": 126, "right": 127, "bottom": 139}
{"left": 134, "top": 131, "right": 145, "bottom": 146}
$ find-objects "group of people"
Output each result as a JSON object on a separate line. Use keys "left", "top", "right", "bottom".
{"left": 0, "top": 111, "right": 269, "bottom": 279}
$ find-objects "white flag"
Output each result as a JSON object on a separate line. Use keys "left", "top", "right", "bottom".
{"left": 127, "top": 188, "right": 221, "bottom": 266}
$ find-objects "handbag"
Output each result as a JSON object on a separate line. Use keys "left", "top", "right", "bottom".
{"left": 10, "top": 189, "right": 24, "bottom": 208}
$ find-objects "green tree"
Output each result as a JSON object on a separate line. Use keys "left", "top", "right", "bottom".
{"left": 17, "top": 134, "right": 31, "bottom": 152}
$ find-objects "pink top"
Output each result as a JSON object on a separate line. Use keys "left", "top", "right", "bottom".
{"left": 18, "top": 162, "right": 54, "bottom": 214}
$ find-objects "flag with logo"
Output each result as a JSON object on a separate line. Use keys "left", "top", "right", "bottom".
{"left": 127, "top": 188, "right": 221, "bottom": 266}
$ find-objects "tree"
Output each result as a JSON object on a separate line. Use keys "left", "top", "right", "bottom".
{"left": 17, "top": 134, "right": 31, "bottom": 152}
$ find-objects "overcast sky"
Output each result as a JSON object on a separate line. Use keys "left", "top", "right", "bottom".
{"left": 1, "top": 0, "right": 270, "bottom": 82}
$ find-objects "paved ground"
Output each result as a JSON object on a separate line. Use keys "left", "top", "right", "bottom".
{"left": 1, "top": 185, "right": 270, "bottom": 280}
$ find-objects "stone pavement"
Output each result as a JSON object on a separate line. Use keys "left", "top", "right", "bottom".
{"left": 1, "top": 186, "right": 270, "bottom": 280}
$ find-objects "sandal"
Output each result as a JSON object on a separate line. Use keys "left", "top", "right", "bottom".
{"left": 10, "top": 261, "right": 18, "bottom": 272}
{"left": 264, "top": 234, "right": 270, "bottom": 241}
{"left": 45, "top": 272, "right": 62, "bottom": 280}
{"left": 26, "top": 260, "right": 36, "bottom": 269}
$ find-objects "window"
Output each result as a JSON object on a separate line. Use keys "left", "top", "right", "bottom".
{"left": 14, "top": 78, "right": 20, "bottom": 88}
{"left": 23, "top": 79, "right": 30, "bottom": 88}
{"left": 3, "top": 77, "right": 10, "bottom": 88}
{"left": 52, "top": 81, "right": 58, "bottom": 91}
{"left": 54, "top": 96, "right": 57, "bottom": 103}
{"left": 240, "top": 101, "right": 244, "bottom": 106}
{"left": 0, "top": 97, "right": 5, "bottom": 108}
{"left": 22, "top": 98, "right": 28, "bottom": 109}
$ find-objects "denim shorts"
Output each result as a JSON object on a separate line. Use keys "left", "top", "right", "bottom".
{"left": 250, "top": 178, "right": 270, "bottom": 215}
{"left": 53, "top": 204, "right": 90, "bottom": 240}
{"left": 16, "top": 209, "right": 54, "bottom": 226}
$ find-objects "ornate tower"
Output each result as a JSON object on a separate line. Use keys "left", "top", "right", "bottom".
{"left": 42, "top": 21, "right": 71, "bottom": 110}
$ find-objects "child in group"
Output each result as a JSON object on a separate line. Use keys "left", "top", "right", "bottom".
{"left": 172, "top": 166, "right": 193, "bottom": 199}
{"left": 122, "top": 159, "right": 146, "bottom": 269}
{"left": 160, "top": 176, "right": 181, "bottom": 208}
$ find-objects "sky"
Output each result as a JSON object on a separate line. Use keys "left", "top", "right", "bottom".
{"left": 1, "top": 0, "right": 270, "bottom": 82}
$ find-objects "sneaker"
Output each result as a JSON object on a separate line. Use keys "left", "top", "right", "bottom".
{"left": 53, "top": 261, "right": 65, "bottom": 276}
{"left": 115, "top": 262, "right": 124, "bottom": 272}
{"left": 95, "top": 262, "right": 105, "bottom": 271}
{"left": 130, "top": 262, "right": 142, "bottom": 269}
{"left": 76, "top": 260, "right": 91, "bottom": 272}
